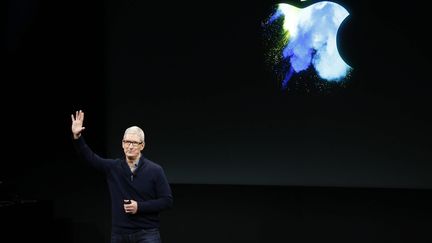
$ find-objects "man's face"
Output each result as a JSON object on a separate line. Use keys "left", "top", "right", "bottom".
{"left": 122, "top": 133, "right": 144, "bottom": 158}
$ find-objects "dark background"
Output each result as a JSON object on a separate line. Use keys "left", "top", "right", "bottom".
{"left": 4, "top": 0, "right": 432, "bottom": 242}
{"left": 103, "top": 0, "right": 432, "bottom": 188}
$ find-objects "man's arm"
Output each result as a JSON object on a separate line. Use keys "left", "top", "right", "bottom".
{"left": 71, "top": 110, "right": 113, "bottom": 171}
{"left": 137, "top": 167, "right": 173, "bottom": 214}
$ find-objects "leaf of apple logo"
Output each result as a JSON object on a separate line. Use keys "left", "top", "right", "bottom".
{"left": 263, "top": 1, "right": 353, "bottom": 91}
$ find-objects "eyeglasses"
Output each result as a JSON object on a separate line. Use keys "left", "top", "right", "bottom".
{"left": 122, "top": 140, "right": 143, "bottom": 147}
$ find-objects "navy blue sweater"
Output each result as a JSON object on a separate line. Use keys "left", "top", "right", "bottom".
{"left": 73, "top": 137, "right": 173, "bottom": 234}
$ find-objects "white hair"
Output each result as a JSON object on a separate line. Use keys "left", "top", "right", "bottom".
{"left": 124, "top": 126, "right": 145, "bottom": 143}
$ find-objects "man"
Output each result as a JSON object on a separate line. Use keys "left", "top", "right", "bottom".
{"left": 71, "top": 110, "right": 173, "bottom": 243}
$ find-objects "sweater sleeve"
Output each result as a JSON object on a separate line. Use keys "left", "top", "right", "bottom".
{"left": 137, "top": 166, "right": 173, "bottom": 214}
{"left": 72, "top": 136, "right": 114, "bottom": 172}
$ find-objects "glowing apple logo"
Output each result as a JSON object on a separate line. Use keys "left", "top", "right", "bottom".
{"left": 263, "top": 1, "right": 352, "bottom": 92}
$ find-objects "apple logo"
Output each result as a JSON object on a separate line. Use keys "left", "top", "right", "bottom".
{"left": 263, "top": 1, "right": 352, "bottom": 92}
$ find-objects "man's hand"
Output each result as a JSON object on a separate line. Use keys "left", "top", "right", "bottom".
{"left": 71, "top": 110, "right": 85, "bottom": 139}
{"left": 124, "top": 199, "right": 138, "bottom": 214}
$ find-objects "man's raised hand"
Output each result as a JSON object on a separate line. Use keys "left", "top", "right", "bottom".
{"left": 71, "top": 110, "right": 85, "bottom": 139}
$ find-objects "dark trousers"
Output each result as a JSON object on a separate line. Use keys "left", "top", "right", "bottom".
{"left": 111, "top": 228, "right": 161, "bottom": 243}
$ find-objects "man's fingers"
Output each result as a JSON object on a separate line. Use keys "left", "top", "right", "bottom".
{"left": 73, "top": 110, "right": 84, "bottom": 121}
{"left": 71, "top": 111, "right": 85, "bottom": 122}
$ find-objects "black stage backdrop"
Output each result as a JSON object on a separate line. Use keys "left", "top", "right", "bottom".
{"left": 4, "top": 0, "right": 432, "bottom": 242}
{"left": 4, "top": 0, "right": 432, "bottom": 189}
{"left": 104, "top": 0, "right": 431, "bottom": 188}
